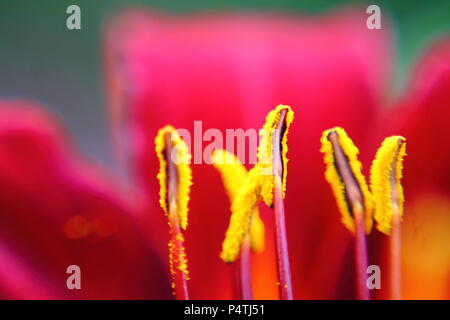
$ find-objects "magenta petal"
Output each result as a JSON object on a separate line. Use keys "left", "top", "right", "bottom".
{"left": 104, "top": 8, "right": 393, "bottom": 299}
{"left": 0, "top": 100, "right": 170, "bottom": 299}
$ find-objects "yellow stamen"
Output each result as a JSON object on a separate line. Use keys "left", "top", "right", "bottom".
{"left": 257, "top": 105, "right": 294, "bottom": 207}
{"left": 211, "top": 149, "right": 248, "bottom": 200}
{"left": 320, "top": 127, "right": 373, "bottom": 233}
{"left": 168, "top": 230, "right": 189, "bottom": 281}
{"left": 155, "top": 125, "right": 192, "bottom": 230}
{"left": 221, "top": 165, "right": 262, "bottom": 263}
{"left": 249, "top": 212, "right": 265, "bottom": 253}
{"left": 211, "top": 150, "right": 265, "bottom": 254}
{"left": 370, "top": 136, "right": 406, "bottom": 234}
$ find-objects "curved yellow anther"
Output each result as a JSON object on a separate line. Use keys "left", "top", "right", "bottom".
{"left": 211, "top": 150, "right": 265, "bottom": 255}
{"left": 257, "top": 105, "right": 294, "bottom": 207}
{"left": 220, "top": 165, "right": 262, "bottom": 263}
{"left": 370, "top": 136, "right": 406, "bottom": 235}
{"left": 155, "top": 125, "right": 192, "bottom": 230}
{"left": 211, "top": 149, "right": 248, "bottom": 200}
{"left": 249, "top": 211, "right": 265, "bottom": 253}
{"left": 320, "top": 127, "right": 373, "bottom": 233}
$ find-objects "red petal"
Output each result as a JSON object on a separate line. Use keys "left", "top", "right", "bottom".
{"left": 372, "top": 38, "right": 450, "bottom": 299}
{"left": 104, "top": 8, "right": 392, "bottom": 299}
{"left": 0, "top": 100, "right": 170, "bottom": 299}
{"left": 386, "top": 38, "right": 450, "bottom": 194}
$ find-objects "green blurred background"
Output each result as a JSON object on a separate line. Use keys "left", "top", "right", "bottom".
{"left": 0, "top": 0, "right": 449, "bottom": 170}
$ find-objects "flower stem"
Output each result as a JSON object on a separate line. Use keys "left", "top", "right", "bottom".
{"left": 234, "top": 234, "right": 253, "bottom": 300}
{"left": 353, "top": 203, "right": 370, "bottom": 300}
{"left": 273, "top": 174, "right": 293, "bottom": 300}
{"left": 165, "top": 132, "right": 189, "bottom": 300}
{"left": 390, "top": 205, "right": 402, "bottom": 300}
{"left": 270, "top": 108, "right": 293, "bottom": 300}
{"left": 168, "top": 206, "right": 190, "bottom": 300}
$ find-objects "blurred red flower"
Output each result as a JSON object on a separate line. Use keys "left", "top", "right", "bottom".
{"left": 103, "top": 8, "right": 392, "bottom": 299}
{"left": 0, "top": 101, "right": 171, "bottom": 299}
{"left": 0, "top": 7, "right": 448, "bottom": 300}
{"left": 104, "top": 8, "right": 450, "bottom": 299}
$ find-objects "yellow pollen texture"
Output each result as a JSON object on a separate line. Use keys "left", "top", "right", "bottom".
{"left": 168, "top": 229, "right": 190, "bottom": 292}
{"left": 249, "top": 211, "right": 265, "bottom": 253}
{"left": 155, "top": 125, "right": 192, "bottom": 230}
{"left": 320, "top": 127, "right": 373, "bottom": 233}
{"left": 257, "top": 105, "right": 294, "bottom": 207}
{"left": 211, "top": 149, "right": 248, "bottom": 200}
{"left": 370, "top": 136, "right": 406, "bottom": 235}
{"left": 220, "top": 165, "right": 262, "bottom": 263}
{"left": 211, "top": 150, "right": 265, "bottom": 253}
